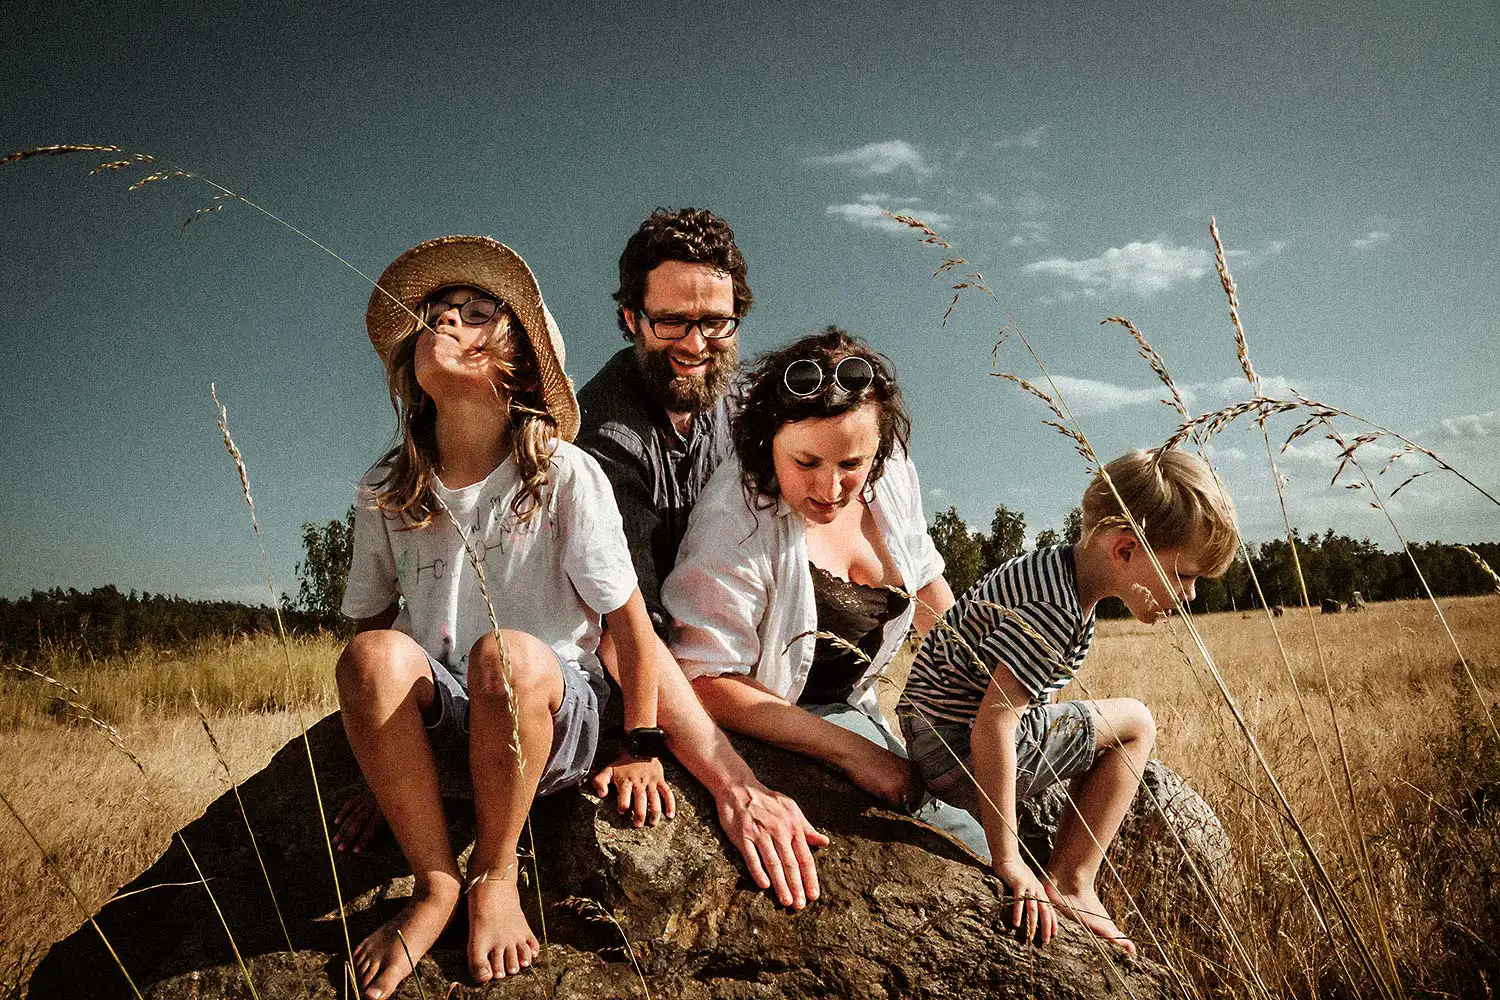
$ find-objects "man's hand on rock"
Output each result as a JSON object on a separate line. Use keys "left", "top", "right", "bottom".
{"left": 592, "top": 755, "right": 676, "bottom": 828}
{"left": 717, "top": 779, "right": 829, "bottom": 910}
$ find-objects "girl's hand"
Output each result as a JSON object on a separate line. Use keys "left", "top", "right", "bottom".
{"left": 992, "top": 857, "right": 1057, "bottom": 947}
{"left": 592, "top": 755, "right": 676, "bottom": 828}
{"left": 838, "top": 740, "right": 925, "bottom": 811}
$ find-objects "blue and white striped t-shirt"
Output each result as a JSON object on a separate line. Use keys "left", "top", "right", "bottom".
{"left": 904, "top": 545, "right": 1095, "bottom": 725}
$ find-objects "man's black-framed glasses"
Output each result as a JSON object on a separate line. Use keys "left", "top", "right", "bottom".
{"left": 636, "top": 310, "right": 741, "bottom": 341}
{"left": 782, "top": 356, "right": 877, "bottom": 398}
{"left": 423, "top": 295, "right": 502, "bottom": 326}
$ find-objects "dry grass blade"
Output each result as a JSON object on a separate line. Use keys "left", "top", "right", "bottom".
{"left": 0, "top": 143, "right": 122, "bottom": 166}
{"left": 91, "top": 153, "right": 154, "bottom": 174}
{"left": 883, "top": 211, "right": 952, "bottom": 248}
{"left": 1101, "top": 317, "right": 1190, "bottom": 419}
{"left": 394, "top": 929, "right": 428, "bottom": 1000}
{"left": 1210, "top": 217, "right": 1259, "bottom": 393}
{"left": 0, "top": 788, "right": 145, "bottom": 998}
{"left": 1208, "top": 234, "right": 1400, "bottom": 997}
{"left": 209, "top": 386, "right": 359, "bottom": 989}
{"left": 1458, "top": 545, "right": 1500, "bottom": 594}
{"left": 432, "top": 496, "right": 551, "bottom": 961}
{"left": 127, "top": 168, "right": 188, "bottom": 191}
{"left": 5, "top": 662, "right": 142, "bottom": 772}
{"left": 555, "top": 897, "right": 652, "bottom": 999}
{"left": 191, "top": 689, "right": 303, "bottom": 974}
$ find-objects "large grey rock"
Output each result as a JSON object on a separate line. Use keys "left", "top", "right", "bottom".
{"left": 31, "top": 714, "right": 1176, "bottom": 999}
{"left": 1019, "top": 759, "right": 1235, "bottom": 935}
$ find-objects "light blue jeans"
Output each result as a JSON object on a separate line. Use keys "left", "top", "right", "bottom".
{"left": 807, "top": 701, "right": 991, "bottom": 862}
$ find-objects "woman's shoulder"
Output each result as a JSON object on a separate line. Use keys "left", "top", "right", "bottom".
{"left": 873, "top": 447, "right": 922, "bottom": 504}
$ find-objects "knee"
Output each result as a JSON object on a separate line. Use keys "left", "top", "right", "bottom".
{"left": 336, "top": 630, "right": 424, "bottom": 700}
{"left": 465, "top": 630, "right": 554, "bottom": 702}
{"left": 1121, "top": 699, "right": 1156, "bottom": 747}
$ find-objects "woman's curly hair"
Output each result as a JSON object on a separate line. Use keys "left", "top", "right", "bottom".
{"left": 372, "top": 300, "right": 556, "bottom": 528}
{"left": 732, "top": 326, "right": 910, "bottom": 508}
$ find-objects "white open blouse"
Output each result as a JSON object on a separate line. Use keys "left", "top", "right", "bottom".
{"left": 662, "top": 450, "right": 945, "bottom": 724}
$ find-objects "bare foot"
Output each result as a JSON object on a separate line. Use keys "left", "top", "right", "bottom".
{"left": 353, "top": 878, "right": 460, "bottom": 1000}
{"left": 467, "top": 870, "right": 540, "bottom": 981}
{"left": 1042, "top": 879, "right": 1136, "bottom": 957}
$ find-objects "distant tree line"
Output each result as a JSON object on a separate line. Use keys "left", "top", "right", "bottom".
{"left": 928, "top": 505, "right": 1500, "bottom": 617}
{"left": 5, "top": 504, "right": 1496, "bottom": 661}
{"left": 0, "top": 585, "right": 327, "bottom": 661}
{"left": 0, "top": 506, "right": 357, "bottom": 662}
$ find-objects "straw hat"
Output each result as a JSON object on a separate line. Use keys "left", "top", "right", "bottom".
{"left": 365, "top": 235, "right": 579, "bottom": 442}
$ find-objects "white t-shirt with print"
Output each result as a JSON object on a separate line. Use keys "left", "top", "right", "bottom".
{"left": 341, "top": 441, "right": 638, "bottom": 687}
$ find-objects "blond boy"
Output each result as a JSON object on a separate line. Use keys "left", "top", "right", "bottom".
{"left": 898, "top": 448, "right": 1238, "bottom": 954}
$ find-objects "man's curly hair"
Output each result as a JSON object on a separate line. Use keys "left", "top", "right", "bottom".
{"left": 613, "top": 207, "right": 753, "bottom": 341}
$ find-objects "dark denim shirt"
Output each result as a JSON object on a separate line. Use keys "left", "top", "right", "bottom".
{"left": 575, "top": 347, "right": 734, "bottom": 639}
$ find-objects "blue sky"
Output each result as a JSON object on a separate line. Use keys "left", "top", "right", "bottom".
{"left": 2, "top": 1, "right": 1496, "bottom": 602}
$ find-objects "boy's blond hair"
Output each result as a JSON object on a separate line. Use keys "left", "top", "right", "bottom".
{"left": 1082, "top": 448, "right": 1239, "bottom": 576}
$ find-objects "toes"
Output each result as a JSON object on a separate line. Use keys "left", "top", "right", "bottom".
{"left": 368, "top": 965, "right": 406, "bottom": 1000}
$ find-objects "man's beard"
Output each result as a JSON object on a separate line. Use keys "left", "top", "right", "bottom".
{"left": 635, "top": 340, "right": 739, "bottom": 414}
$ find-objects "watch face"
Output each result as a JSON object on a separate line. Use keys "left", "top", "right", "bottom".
{"left": 624, "top": 727, "right": 667, "bottom": 758}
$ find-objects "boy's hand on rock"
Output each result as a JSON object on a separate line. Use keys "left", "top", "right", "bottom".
{"left": 993, "top": 857, "right": 1057, "bottom": 947}
{"left": 592, "top": 755, "right": 676, "bottom": 828}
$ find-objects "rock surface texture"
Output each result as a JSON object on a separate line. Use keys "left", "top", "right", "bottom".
{"left": 30, "top": 714, "right": 1206, "bottom": 999}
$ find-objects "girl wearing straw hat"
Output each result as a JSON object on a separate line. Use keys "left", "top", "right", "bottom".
{"left": 339, "top": 236, "right": 671, "bottom": 996}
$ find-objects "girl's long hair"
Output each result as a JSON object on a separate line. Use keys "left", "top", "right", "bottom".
{"left": 372, "top": 305, "right": 557, "bottom": 528}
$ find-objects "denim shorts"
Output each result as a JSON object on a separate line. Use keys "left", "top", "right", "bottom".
{"left": 422, "top": 647, "right": 609, "bottom": 797}
{"left": 899, "top": 700, "right": 1097, "bottom": 816}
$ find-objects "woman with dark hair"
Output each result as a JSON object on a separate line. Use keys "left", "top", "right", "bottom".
{"left": 661, "top": 327, "right": 988, "bottom": 856}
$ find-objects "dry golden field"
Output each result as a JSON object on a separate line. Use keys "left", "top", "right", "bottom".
{"left": 3, "top": 597, "right": 1497, "bottom": 998}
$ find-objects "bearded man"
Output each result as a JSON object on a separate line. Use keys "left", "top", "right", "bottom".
{"left": 576, "top": 208, "right": 748, "bottom": 639}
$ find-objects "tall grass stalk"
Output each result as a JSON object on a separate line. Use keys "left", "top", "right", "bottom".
{"left": 1208, "top": 220, "right": 1401, "bottom": 996}
{"left": 191, "top": 688, "right": 304, "bottom": 980}
{"left": 212, "top": 387, "right": 360, "bottom": 994}
{"left": 0, "top": 788, "right": 144, "bottom": 999}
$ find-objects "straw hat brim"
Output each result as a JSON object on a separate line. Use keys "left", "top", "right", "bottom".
{"left": 365, "top": 235, "right": 579, "bottom": 442}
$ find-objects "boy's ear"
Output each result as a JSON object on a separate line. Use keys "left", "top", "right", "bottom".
{"left": 1109, "top": 530, "right": 1139, "bottom": 564}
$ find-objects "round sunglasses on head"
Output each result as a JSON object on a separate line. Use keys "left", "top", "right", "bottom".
{"left": 782, "top": 355, "right": 877, "bottom": 398}
{"left": 423, "top": 295, "right": 502, "bottom": 326}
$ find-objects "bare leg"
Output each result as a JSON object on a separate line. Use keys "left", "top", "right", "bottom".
{"left": 463, "top": 630, "right": 565, "bottom": 982}
{"left": 1042, "top": 698, "right": 1154, "bottom": 957}
{"left": 336, "top": 631, "right": 460, "bottom": 1000}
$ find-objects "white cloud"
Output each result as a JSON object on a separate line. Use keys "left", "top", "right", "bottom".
{"left": 1045, "top": 375, "right": 1172, "bottom": 417}
{"left": 1023, "top": 240, "right": 1212, "bottom": 295}
{"left": 1207, "top": 373, "right": 1301, "bottom": 401}
{"left": 805, "top": 140, "right": 933, "bottom": 177}
{"left": 1440, "top": 410, "right": 1500, "bottom": 437}
{"left": 1351, "top": 230, "right": 1390, "bottom": 249}
{"left": 825, "top": 199, "right": 952, "bottom": 233}
{"left": 991, "top": 124, "right": 1049, "bottom": 150}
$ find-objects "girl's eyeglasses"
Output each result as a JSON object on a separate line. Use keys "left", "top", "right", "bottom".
{"left": 423, "top": 296, "right": 501, "bottom": 326}
{"left": 782, "top": 356, "right": 877, "bottom": 398}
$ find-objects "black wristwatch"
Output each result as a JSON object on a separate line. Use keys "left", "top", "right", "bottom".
{"left": 622, "top": 726, "right": 667, "bottom": 759}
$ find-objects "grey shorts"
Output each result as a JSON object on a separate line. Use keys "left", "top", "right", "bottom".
{"left": 899, "top": 701, "right": 1097, "bottom": 816}
{"left": 423, "top": 647, "right": 608, "bottom": 797}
